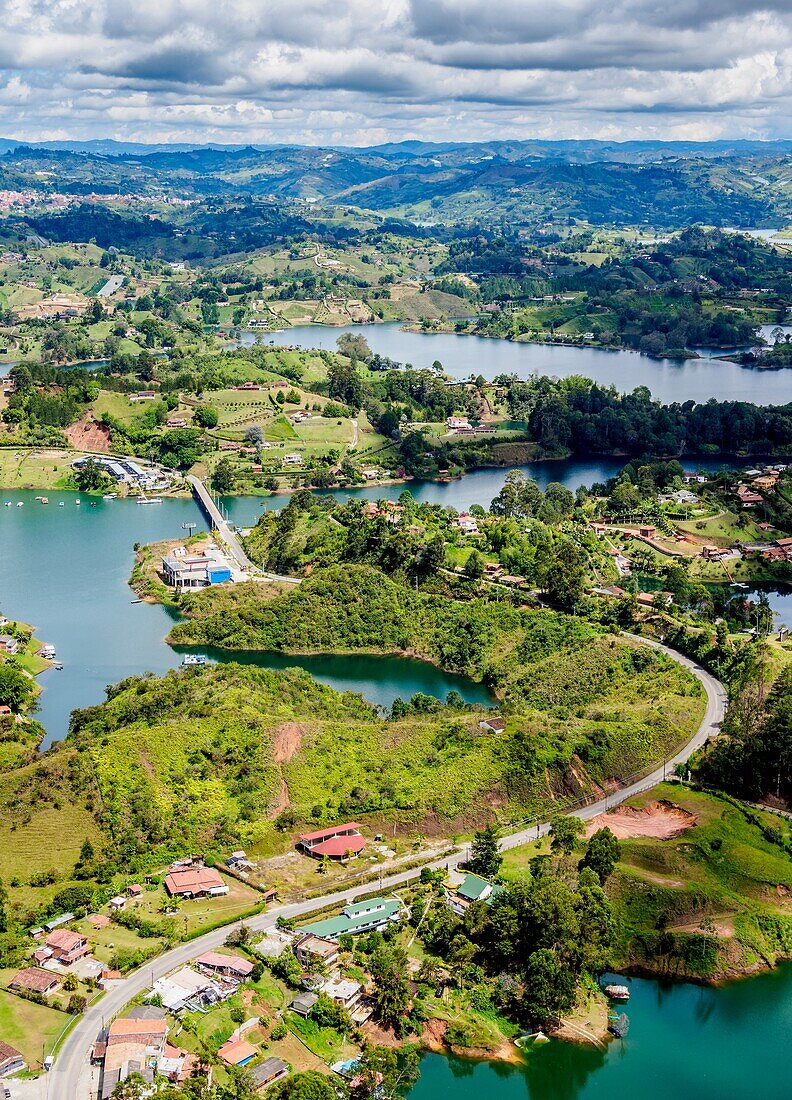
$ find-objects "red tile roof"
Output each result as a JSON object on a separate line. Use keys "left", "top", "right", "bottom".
{"left": 10, "top": 968, "right": 60, "bottom": 993}
{"left": 299, "top": 822, "right": 362, "bottom": 843}
{"left": 196, "top": 950, "right": 254, "bottom": 976}
{"left": 218, "top": 1038, "right": 257, "bottom": 1066}
{"left": 309, "top": 835, "right": 367, "bottom": 858}
{"left": 47, "top": 929, "right": 85, "bottom": 951}
{"left": 163, "top": 867, "right": 224, "bottom": 895}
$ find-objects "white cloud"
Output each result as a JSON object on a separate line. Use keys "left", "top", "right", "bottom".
{"left": 0, "top": 0, "right": 787, "bottom": 142}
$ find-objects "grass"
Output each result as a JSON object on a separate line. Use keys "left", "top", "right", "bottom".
{"left": 90, "top": 390, "right": 152, "bottom": 427}
{"left": 127, "top": 874, "right": 263, "bottom": 937}
{"left": 0, "top": 448, "right": 79, "bottom": 490}
{"left": 285, "top": 1011, "right": 359, "bottom": 1063}
{"left": 0, "top": 988, "right": 70, "bottom": 1070}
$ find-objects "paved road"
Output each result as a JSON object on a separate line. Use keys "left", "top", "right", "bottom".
{"left": 48, "top": 636, "right": 725, "bottom": 1100}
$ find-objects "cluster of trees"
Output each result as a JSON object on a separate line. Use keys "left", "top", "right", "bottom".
{"left": 419, "top": 819, "right": 620, "bottom": 1027}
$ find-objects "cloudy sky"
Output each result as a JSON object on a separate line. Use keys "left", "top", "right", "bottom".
{"left": 0, "top": 0, "right": 789, "bottom": 145}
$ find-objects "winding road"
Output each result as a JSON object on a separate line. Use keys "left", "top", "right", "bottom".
{"left": 45, "top": 635, "right": 726, "bottom": 1100}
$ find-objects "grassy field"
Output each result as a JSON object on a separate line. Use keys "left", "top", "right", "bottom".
{"left": 0, "top": 449, "right": 80, "bottom": 490}
{"left": 0, "top": 988, "right": 70, "bottom": 1070}
{"left": 125, "top": 872, "right": 264, "bottom": 936}
{"left": 91, "top": 390, "right": 154, "bottom": 427}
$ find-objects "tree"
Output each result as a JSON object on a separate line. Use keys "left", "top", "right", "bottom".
{"left": 73, "top": 457, "right": 114, "bottom": 493}
{"left": 580, "top": 827, "right": 621, "bottom": 883}
{"left": 549, "top": 814, "right": 583, "bottom": 856}
{"left": 194, "top": 405, "right": 219, "bottom": 428}
{"left": 350, "top": 1045, "right": 419, "bottom": 1100}
{"left": 337, "top": 332, "right": 371, "bottom": 360}
{"left": 463, "top": 549, "right": 485, "bottom": 580}
{"left": 468, "top": 823, "right": 502, "bottom": 878}
{"left": 545, "top": 541, "right": 587, "bottom": 611}
{"left": 521, "top": 948, "right": 576, "bottom": 1026}
{"left": 0, "top": 665, "right": 35, "bottom": 713}
{"left": 369, "top": 945, "right": 411, "bottom": 1033}
{"left": 245, "top": 425, "right": 264, "bottom": 445}
{"left": 112, "top": 1075, "right": 148, "bottom": 1100}
{"left": 271, "top": 1071, "right": 339, "bottom": 1100}
{"left": 212, "top": 458, "right": 236, "bottom": 494}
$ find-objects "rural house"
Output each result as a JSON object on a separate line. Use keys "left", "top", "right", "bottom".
{"left": 163, "top": 867, "right": 229, "bottom": 899}
{"left": 298, "top": 822, "right": 366, "bottom": 860}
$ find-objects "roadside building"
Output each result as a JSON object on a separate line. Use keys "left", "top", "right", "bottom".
{"left": 163, "top": 867, "right": 229, "bottom": 899}
{"left": 0, "top": 1042, "right": 25, "bottom": 1077}
{"left": 151, "top": 966, "right": 215, "bottom": 1012}
{"left": 195, "top": 951, "right": 254, "bottom": 981}
{"left": 446, "top": 874, "right": 502, "bottom": 916}
{"left": 298, "top": 822, "right": 366, "bottom": 861}
{"left": 300, "top": 897, "right": 402, "bottom": 940}
{"left": 36, "top": 928, "right": 90, "bottom": 966}
{"left": 293, "top": 933, "right": 340, "bottom": 970}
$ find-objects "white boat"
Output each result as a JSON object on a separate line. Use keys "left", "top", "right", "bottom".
{"left": 182, "top": 654, "right": 208, "bottom": 666}
{"left": 4, "top": 501, "right": 10, "bottom": 507}
{"left": 137, "top": 495, "right": 163, "bottom": 504}
{"left": 16, "top": 502, "right": 23, "bottom": 507}
{"left": 75, "top": 499, "right": 80, "bottom": 506}
{"left": 39, "top": 645, "right": 56, "bottom": 659}
{"left": 102, "top": 493, "right": 117, "bottom": 500}
{"left": 604, "top": 983, "right": 630, "bottom": 1001}
{"left": 58, "top": 502, "right": 65, "bottom": 507}
{"left": 41, "top": 497, "right": 48, "bottom": 504}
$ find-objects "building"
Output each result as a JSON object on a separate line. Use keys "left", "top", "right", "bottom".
{"left": 101, "top": 1017, "right": 169, "bottom": 1100}
{"left": 218, "top": 1038, "right": 258, "bottom": 1068}
{"left": 151, "top": 966, "right": 216, "bottom": 1012}
{"left": 638, "top": 525, "right": 657, "bottom": 538}
{"left": 109, "top": 895, "right": 126, "bottom": 911}
{"left": 36, "top": 928, "right": 90, "bottom": 965}
{"left": 289, "top": 991, "right": 318, "bottom": 1017}
{"left": 130, "top": 390, "right": 157, "bottom": 402}
{"left": 479, "top": 716, "right": 506, "bottom": 733}
{"left": 9, "top": 967, "right": 62, "bottom": 995}
{"left": 127, "top": 884, "right": 143, "bottom": 897}
{"left": 455, "top": 513, "right": 479, "bottom": 534}
{"left": 322, "top": 977, "right": 363, "bottom": 1010}
{"left": 300, "top": 897, "right": 402, "bottom": 940}
{"left": 0, "top": 1042, "right": 25, "bottom": 1078}
{"left": 166, "top": 416, "right": 188, "bottom": 428}
{"left": 446, "top": 874, "right": 502, "bottom": 916}
{"left": 293, "top": 934, "right": 340, "bottom": 970}
{"left": 161, "top": 545, "right": 233, "bottom": 589}
{"left": 298, "top": 822, "right": 366, "bottom": 861}
{"left": 251, "top": 1057, "right": 289, "bottom": 1091}
{"left": 227, "top": 850, "right": 253, "bottom": 870}
{"left": 283, "top": 453, "right": 303, "bottom": 466}
{"left": 195, "top": 951, "right": 254, "bottom": 980}
{"left": 163, "top": 867, "right": 229, "bottom": 899}
{"left": 446, "top": 416, "right": 471, "bottom": 431}
{"left": 0, "top": 634, "right": 19, "bottom": 655}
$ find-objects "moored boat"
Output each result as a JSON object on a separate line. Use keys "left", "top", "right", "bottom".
{"left": 604, "top": 983, "right": 630, "bottom": 1001}
{"left": 182, "top": 654, "right": 208, "bottom": 666}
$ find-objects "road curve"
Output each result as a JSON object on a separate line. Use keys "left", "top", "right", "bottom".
{"left": 50, "top": 635, "right": 726, "bottom": 1099}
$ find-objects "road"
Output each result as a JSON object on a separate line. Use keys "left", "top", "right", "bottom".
{"left": 48, "top": 636, "right": 726, "bottom": 1100}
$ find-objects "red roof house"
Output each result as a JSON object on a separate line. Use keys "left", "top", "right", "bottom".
{"left": 298, "top": 823, "right": 366, "bottom": 861}
{"left": 45, "top": 929, "right": 90, "bottom": 965}
{"left": 163, "top": 867, "right": 228, "bottom": 899}
{"left": 195, "top": 951, "right": 254, "bottom": 979}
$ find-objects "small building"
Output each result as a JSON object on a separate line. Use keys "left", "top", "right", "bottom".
{"left": 0, "top": 635, "right": 19, "bottom": 655}
{"left": 166, "top": 416, "right": 188, "bottom": 429}
{"left": 638, "top": 525, "right": 657, "bottom": 539}
{"left": 218, "top": 1038, "right": 258, "bottom": 1068}
{"left": 322, "top": 977, "right": 363, "bottom": 1009}
{"left": 10, "top": 967, "right": 62, "bottom": 995}
{"left": 300, "top": 897, "right": 402, "bottom": 940}
{"left": 446, "top": 873, "right": 499, "bottom": 916}
{"left": 298, "top": 822, "right": 366, "bottom": 861}
{"left": 455, "top": 513, "right": 479, "bottom": 534}
{"left": 151, "top": 966, "right": 215, "bottom": 1013}
{"left": 283, "top": 453, "right": 303, "bottom": 466}
{"left": 0, "top": 1042, "right": 25, "bottom": 1078}
{"left": 195, "top": 951, "right": 254, "bottom": 980}
{"left": 130, "top": 390, "right": 157, "bottom": 402}
{"left": 446, "top": 416, "right": 471, "bottom": 431}
{"left": 163, "top": 867, "right": 228, "bottom": 899}
{"left": 109, "top": 895, "right": 126, "bottom": 912}
{"left": 293, "top": 934, "right": 340, "bottom": 970}
{"left": 251, "top": 1057, "right": 289, "bottom": 1092}
{"left": 127, "top": 884, "right": 143, "bottom": 897}
{"left": 289, "top": 991, "right": 319, "bottom": 1017}
{"left": 227, "top": 850, "right": 253, "bottom": 870}
{"left": 479, "top": 715, "right": 506, "bottom": 733}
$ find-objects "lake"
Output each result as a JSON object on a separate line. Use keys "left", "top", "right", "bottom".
{"left": 238, "top": 322, "right": 792, "bottom": 405}
{"left": 410, "top": 966, "right": 792, "bottom": 1100}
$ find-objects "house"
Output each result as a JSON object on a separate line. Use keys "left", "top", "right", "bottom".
{"left": 251, "top": 1057, "right": 289, "bottom": 1091}
{"left": 298, "top": 822, "right": 366, "bottom": 860}
{"left": 283, "top": 453, "right": 303, "bottom": 466}
{"left": 163, "top": 867, "right": 229, "bottom": 899}
{"left": 151, "top": 966, "right": 215, "bottom": 1012}
{"left": 227, "top": 850, "right": 253, "bottom": 870}
{"left": 109, "top": 895, "right": 126, "bottom": 911}
{"left": 684, "top": 474, "right": 707, "bottom": 484}
{"left": 195, "top": 951, "right": 254, "bottom": 980}
{"left": 166, "top": 416, "right": 188, "bottom": 428}
{"left": 479, "top": 716, "right": 506, "bottom": 733}
{"left": 101, "top": 1018, "right": 168, "bottom": 1100}
{"left": 455, "top": 513, "right": 479, "bottom": 534}
{"left": 127, "top": 884, "right": 143, "bottom": 897}
{"left": 293, "top": 934, "right": 340, "bottom": 970}
{"left": 10, "top": 967, "right": 62, "bottom": 995}
{"left": 0, "top": 634, "right": 18, "bottom": 655}
{"left": 446, "top": 874, "right": 501, "bottom": 916}
{"left": 322, "top": 977, "right": 363, "bottom": 1009}
{"left": 289, "top": 991, "right": 318, "bottom": 1017}
{"left": 107, "top": 1017, "right": 169, "bottom": 1049}
{"left": 446, "top": 416, "right": 471, "bottom": 431}
{"left": 0, "top": 1042, "right": 25, "bottom": 1078}
{"left": 129, "top": 390, "right": 157, "bottom": 402}
{"left": 638, "top": 525, "right": 657, "bottom": 539}
{"left": 158, "top": 1044, "right": 198, "bottom": 1086}
{"left": 218, "top": 1038, "right": 258, "bottom": 1068}
{"left": 300, "top": 897, "right": 402, "bottom": 940}
{"left": 42, "top": 928, "right": 90, "bottom": 965}
{"left": 636, "top": 591, "right": 673, "bottom": 608}
{"left": 0, "top": 705, "right": 12, "bottom": 716}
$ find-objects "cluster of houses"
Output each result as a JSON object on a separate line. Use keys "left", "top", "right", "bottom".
{"left": 95, "top": 1011, "right": 198, "bottom": 1098}
{"left": 71, "top": 455, "right": 166, "bottom": 490}
{"left": 733, "top": 466, "right": 786, "bottom": 507}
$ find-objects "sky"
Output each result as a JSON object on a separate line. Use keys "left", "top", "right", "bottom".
{"left": 0, "top": 0, "right": 789, "bottom": 146}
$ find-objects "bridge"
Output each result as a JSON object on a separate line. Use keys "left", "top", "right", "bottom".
{"left": 187, "top": 474, "right": 300, "bottom": 584}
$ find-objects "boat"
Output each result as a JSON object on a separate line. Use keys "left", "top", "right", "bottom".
{"left": 4, "top": 501, "right": 10, "bottom": 507}
{"left": 102, "top": 493, "right": 117, "bottom": 500}
{"left": 58, "top": 501, "right": 65, "bottom": 507}
{"left": 35, "top": 495, "right": 43, "bottom": 502}
{"left": 54, "top": 663, "right": 63, "bottom": 671}
{"left": 41, "top": 497, "right": 48, "bottom": 504}
{"left": 75, "top": 499, "right": 81, "bottom": 506}
{"left": 16, "top": 502, "right": 23, "bottom": 507}
{"left": 182, "top": 654, "right": 208, "bottom": 666}
{"left": 137, "top": 495, "right": 163, "bottom": 504}
{"left": 514, "top": 1031, "right": 549, "bottom": 1050}
{"left": 39, "top": 645, "right": 56, "bottom": 660}
{"left": 90, "top": 501, "right": 98, "bottom": 508}
{"left": 604, "top": 983, "right": 630, "bottom": 1001}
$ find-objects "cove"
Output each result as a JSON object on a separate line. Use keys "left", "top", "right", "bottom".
{"left": 0, "top": 491, "right": 493, "bottom": 747}
{"left": 237, "top": 322, "right": 792, "bottom": 405}
{"left": 409, "top": 966, "right": 792, "bottom": 1100}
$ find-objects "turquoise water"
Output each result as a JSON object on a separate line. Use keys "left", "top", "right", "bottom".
{"left": 410, "top": 968, "right": 792, "bottom": 1100}
{"left": 0, "top": 492, "right": 492, "bottom": 746}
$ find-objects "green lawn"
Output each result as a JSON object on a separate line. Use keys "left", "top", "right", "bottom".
{"left": 0, "top": 988, "right": 70, "bottom": 1070}
{"left": 0, "top": 448, "right": 80, "bottom": 490}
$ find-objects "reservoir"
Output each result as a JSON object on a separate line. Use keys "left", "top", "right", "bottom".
{"left": 410, "top": 966, "right": 792, "bottom": 1100}
{"left": 239, "top": 322, "right": 792, "bottom": 405}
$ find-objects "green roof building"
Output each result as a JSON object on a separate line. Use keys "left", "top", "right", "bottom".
{"left": 300, "top": 897, "right": 402, "bottom": 940}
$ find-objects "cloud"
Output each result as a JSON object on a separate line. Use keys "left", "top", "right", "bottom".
{"left": 0, "top": 0, "right": 787, "bottom": 142}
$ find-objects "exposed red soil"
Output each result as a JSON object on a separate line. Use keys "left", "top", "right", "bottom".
{"left": 585, "top": 799, "right": 697, "bottom": 840}
{"left": 65, "top": 414, "right": 112, "bottom": 453}
{"left": 271, "top": 721, "right": 304, "bottom": 764}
